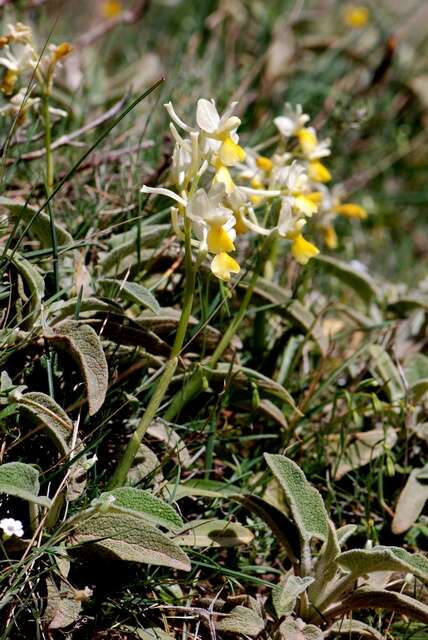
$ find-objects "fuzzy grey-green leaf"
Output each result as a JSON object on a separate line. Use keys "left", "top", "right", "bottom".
{"left": 98, "top": 278, "right": 160, "bottom": 313}
{"left": 72, "top": 511, "right": 190, "bottom": 571}
{"left": 175, "top": 519, "right": 254, "bottom": 547}
{"left": 16, "top": 391, "right": 73, "bottom": 455}
{"left": 216, "top": 605, "right": 265, "bottom": 636}
{"left": 392, "top": 465, "right": 428, "bottom": 534}
{"left": 265, "top": 454, "right": 329, "bottom": 542}
{"left": 98, "top": 487, "right": 183, "bottom": 531}
{"left": 45, "top": 321, "right": 108, "bottom": 415}
{"left": 326, "top": 619, "right": 383, "bottom": 640}
{"left": 337, "top": 546, "right": 428, "bottom": 581}
{"left": 272, "top": 575, "right": 314, "bottom": 617}
{"left": 0, "top": 462, "right": 51, "bottom": 507}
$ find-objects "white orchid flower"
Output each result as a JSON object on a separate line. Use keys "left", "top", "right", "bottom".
{"left": 274, "top": 103, "right": 310, "bottom": 138}
{"left": 196, "top": 98, "right": 245, "bottom": 166}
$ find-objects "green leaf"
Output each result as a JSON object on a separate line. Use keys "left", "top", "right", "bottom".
{"left": 392, "top": 466, "right": 428, "bottom": 534}
{"left": 72, "top": 511, "right": 190, "bottom": 571}
{"left": 216, "top": 605, "right": 265, "bottom": 636}
{"left": 265, "top": 454, "right": 329, "bottom": 542}
{"left": 309, "top": 521, "right": 340, "bottom": 602}
{"left": 98, "top": 278, "right": 160, "bottom": 313}
{"left": 16, "top": 391, "right": 73, "bottom": 455}
{"left": 333, "top": 589, "right": 428, "bottom": 624}
{"left": 327, "top": 619, "right": 383, "bottom": 639}
{"left": 163, "top": 479, "right": 241, "bottom": 500}
{"left": 277, "top": 617, "right": 324, "bottom": 640}
{"left": 97, "top": 487, "right": 183, "bottom": 531}
{"left": 0, "top": 462, "right": 51, "bottom": 507}
{"left": 332, "top": 427, "right": 397, "bottom": 480}
{"left": 50, "top": 296, "right": 120, "bottom": 322}
{"left": 127, "top": 444, "right": 162, "bottom": 486}
{"left": 272, "top": 575, "right": 314, "bottom": 617}
{"left": 337, "top": 546, "right": 428, "bottom": 582}
{"left": 315, "top": 255, "right": 381, "bottom": 304}
{"left": 1, "top": 196, "right": 73, "bottom": 248}
{"left": 405, "top": 354, "right": 428, "bottom": 400}
{"left": 175, "top": 519, "right": 254, "bottom": 547}
{"left": 45, "top": 320, "right": 108, "bottom": 415}
{"left": 3, "top": 249, "right": 44, "bottom": 327}
{"left": 368, "top": 345, "right": 404, "bottom": 402}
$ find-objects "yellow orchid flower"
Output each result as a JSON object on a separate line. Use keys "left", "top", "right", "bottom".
{"left": 334, "top": 203, "right": 367, "bottom": 219}
{"left": 290, "top": 233, "right": 320, "bottom": 265}
{"left": 102, "top": 0, "right": 123, "bottom": 18}
{"left": 309, "top": 160, "right": 331, "bottom": 183}
{"left": 219, "top": 135, "right": 246, "bottom": 166}
{"left": 211, "top": 252, "right": 240, "bottom": 281}
{"left": 324, "top": 224, "right": 338, "bottom": 250}
{"left": 297, "top": 127, "right": 318, "bottom": 155}
{"left": 256, "top": 155, "right": 273, "bottom": 173}
{"left": 207, "top": 225, "right": 236, "bottom": 254}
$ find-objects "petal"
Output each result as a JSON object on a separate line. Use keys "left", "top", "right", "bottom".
{"left": 294, "top": 195, "right": 318, "bottom": 216}
{"left": 274, "top": 116, "right": 295, "bottom": 137}
{"left": 196, "top": 98, "right": 220, "bottom": 133}
{"left": 141, "top": 185, "right": 187, "bottom": 206}
{"left": 214, "top": 164, "right": 235, "bottom": 194}
{"left": 297, "top": 127, "right": 318, "bottom": 154}
{"left": 308, "top": 160, "right": 332, "bottom": 183}
{"left": 207, "top": 225, "right": 235, "bottom": 254}
{"left": 164, "top": 102, "right": 193, "bottom": 132}
{"left": 334, "top": 203, "right": 368, "bottom": 219}
{"left": 219, "top": 137, "right": 246, "bottom": 166}
{"left": 324, "top": 224, "right": 338, "bottom": 249}
{"left": 291, "top": 234, "right": 319, "bottom": 265}
{"left": 210, "top": 252, "right": 240, "bottom": 281}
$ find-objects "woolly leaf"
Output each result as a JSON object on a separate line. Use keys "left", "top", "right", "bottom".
{"left": 335, "top": 589, "right": 428, "bottom": 624}
{"left": 98, "top": 278, "right": 160, "bottom": 313}
{"left": 278, "top": 617, "right": 324, "bottom": 640}
{"left": 4, "top": 249, "right": 44, "bottom": 327}
{"left": 265, "top": 454, "right": 329, "bottom": 542}
{"left": 45, "top": 321, "right": 108, "bottom": 415}
{"left": 175, "top": 519, "right": 254, "bottom": 547}
{"left": 315, "top": 255, "right": 380, "bottom": 304}
{"left": 216, "top": 605, "right": 265, "bottom": 636}
{"left": 0, "top": 462, "right": 51, "bottom": 507}
{"left": 97, "top": 487, "right": 183, "bottom": 531}
{"left": 1, "top": 196, "right": 73, "bottom": 248}
{"left": 392, "top": 465, "right": 428, "bottom": 534}
{"left": 127, "top": 444, "right": 161, "bottom": 486}
{"left": 72, "top": 511, "right": 190, "bottom": 571}
{"left": 16, "top": 391, "right": 73, "bottom": 455}
{"left": 368, "top": 345, "right": 404, "bottom": 402}
{"left": 272, "top": 575, "right": 314, "bottom": 617}
{"left": 332, "top": 427, "right": 397, "bottom": 480}
{"left": 164, "top": 479, "right": 241, "bottom": 500}
{"left": 337, "top": 546, "right": 428, "bottom": 582}
{"left": 327, "top": 619, "right": 383, "bottom": 639}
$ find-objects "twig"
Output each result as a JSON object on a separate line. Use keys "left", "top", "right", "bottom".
{"left": 15, "top": 96, "right": 128, "bottom": 162}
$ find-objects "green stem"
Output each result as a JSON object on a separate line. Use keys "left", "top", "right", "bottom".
{"left": 108, "top": 215, "right": 196, "bottom": 488}
{"left": 42, "top": 92, "right": 54, "bottom": 194}
{"left": 164, "top": 245, "right": 265, "bottom": 423}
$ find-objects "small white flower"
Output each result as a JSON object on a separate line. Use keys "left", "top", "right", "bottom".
{"left": 274, "top": 103, "right": 310, "bottom": 138}
{"left": 0, "top": 517, "right": 24, "bottom": 539}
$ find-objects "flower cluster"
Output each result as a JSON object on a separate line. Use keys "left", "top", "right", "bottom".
{"left": 141, "top": 99, "right": 367, "bottom": 281}
{"left": 0, "top": 22, "right": 72, "bottom": 124}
